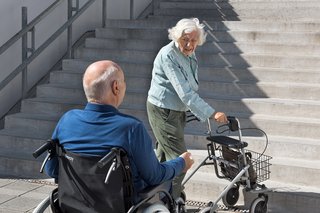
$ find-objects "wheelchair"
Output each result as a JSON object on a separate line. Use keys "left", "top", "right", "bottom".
{"left": 32, "top": 140, "right": 181, "bottom": 213}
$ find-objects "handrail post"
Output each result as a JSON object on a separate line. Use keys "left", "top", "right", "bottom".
{"left": 102, "top": 0, "right": 107, "bottom": 27}
{"left": 67, "top": 0, "right": 74, "bottom": 58}
{"left": 152, "top": 0, "right": 159, "bottom": 15}
{"left": 130, "top": 0, "right": 134, "bottom": 20}
{"left": 21, "top": 7, "right": 28, "bottom": 99}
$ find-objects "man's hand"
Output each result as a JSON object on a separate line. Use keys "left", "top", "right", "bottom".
{"left": 180, "top": 152, "right": 194, "bottom": 173}
{"left": 211, "top": 112, "right": 228, "bottom": 123}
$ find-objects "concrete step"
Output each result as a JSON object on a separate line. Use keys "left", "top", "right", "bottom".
{"left": 37, "top": 83, "right": 86, "bottom": 100}
{"left": 62, "top": 59, "right": 153, "bottom": 76}
{"left": 6, "top": 102, "right": 320, "bottom": 149}
{"left": 48, "top": 70, "right": 320, "bottom": 101}
{"left": 37, "top": 81, "right": 319, "bottom": 138}
{"left": 153, "top": 7, "right": 320, "bottom": 21}
{"left": 184, "top": 134, "right": 320, "bottom": 161}
{"left": 85, "top": 37, "right": 168, "bottom": 52}
{"left": 21, "top": 97, "right": 85, "bottom": 115}
{"left": 160, "top": 1, "right": 320, "bottom": 10}
{"left": 167, "top": 0, "right": 316, "bottom": 1}
{"left": 184, "top": 170, "right": 320, "bottom": 213}
{"left": 206, "top": 30, "right": 320, "bottom": 45}
{"left": 154, "top": 0, "right": 320, "bottom": 20}
{"left": 105, "top": 19, "right": 320, "bottom": 32}
{"left": 24, "top": 83, "right": 320, "bottom": 121}
{"left": 9, "top": 93, "right": 320, "bottom": 162}
{"left": 198, "top": 81, "right": 320, "bottom": 101}
{"left": 49, "top": 69, "right": 152, "bottom": 86}
{"left": 4, "top": 113, "right": 60, "bottom": 137}
{"left": 96, "top": 27, "right": 320, "bottom": 45}
{"left": 0, "top": 153, "right": 45, "bottom": 179}
{"left": 271, "top": 157, "right": 320, "bottom": 187}
{"left": 95, "top": 27, "right": 167, "bottom": 40}
{"left": 0, "top": 129, "right": 49, "bottom": 178}
{"left": 0, "top": 131, "right": 51, "bottom": 180}
{"left": 198, "top": 66, "right": 320, "bottom": 84}
{"left": 62, "top": 59, "right": 320, "bottom": 84}
{"left": 184, "top": 113, "right": 320, "bottom": 139}
{"left": 188, "top": 149, "right": 320, "bottom": 190}
{"left": 27, "top": 82, "right": 320, "bottom": 119}
{"left": 75, "top": 47, "right": 320, "bottom": 70}
{"left": 85, "top": 37, "right": 320, "bottom": 57}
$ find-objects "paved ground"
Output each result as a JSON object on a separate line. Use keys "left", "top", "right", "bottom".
{"left": 0, "top": 178, "right": 241, "bottom": 213}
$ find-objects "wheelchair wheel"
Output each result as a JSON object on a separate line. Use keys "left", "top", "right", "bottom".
{"left": 32, "top": 196, "right": 51, "bottom": 213}
{"left": 222, "top": 184, "right": 239, "bottom": 207}
{"left": 198, "top": 206, "right": 211, "bottom": 213}
{"left": 139, "top": 203, "right": 170, "bottom": 213}
{"left": 249, "top": 197, "right": 268, "bottom": 213}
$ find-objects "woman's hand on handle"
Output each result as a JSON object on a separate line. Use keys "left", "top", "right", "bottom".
{"left": 211, "top": 112, "right": 228, "bottom": 123}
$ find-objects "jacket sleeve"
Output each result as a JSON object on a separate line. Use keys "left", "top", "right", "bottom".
{"left": 162, "top": 53, "right": 215, "bottom": 121}
{"left": 129, "top": 122, "right": 185, "bottom": 186}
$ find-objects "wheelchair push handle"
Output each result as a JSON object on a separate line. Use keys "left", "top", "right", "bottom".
{"left": 97, "top": 148, "right": 118, "bottom": 168}
{"left": 33, "top": 140, "right": 54, "bottom": 159}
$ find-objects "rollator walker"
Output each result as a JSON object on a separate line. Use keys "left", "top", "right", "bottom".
{"left": 182, "top": 116, "right": 272, "bottom": 213}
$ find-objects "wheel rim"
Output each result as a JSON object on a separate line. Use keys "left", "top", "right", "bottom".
{"left": 222, "top": 185, "right": 239, "bottom": 207}
{"left": 255, "top": 200, "right": 267, "bottom": 213}
{"left": 250, "top": 197, "right": 267, "bottom": 213}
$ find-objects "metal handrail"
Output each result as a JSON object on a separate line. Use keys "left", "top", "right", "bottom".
{"left": 0, "top": 0, "right": 62, "bottom": 56}
{"left": 0, "top": 0, "right": 106, "bottom": 98}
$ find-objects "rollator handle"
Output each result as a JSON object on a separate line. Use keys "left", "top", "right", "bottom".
{"left": 227, "top": 116, "right": 239, "bottom": 131}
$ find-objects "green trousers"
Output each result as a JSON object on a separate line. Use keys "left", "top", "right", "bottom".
{"left": 146, "top": 101, "right": 187, "bottom": 199}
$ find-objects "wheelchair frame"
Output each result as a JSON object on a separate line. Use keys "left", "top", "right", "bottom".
{"left": 32, "top": 141, "right": 177, "bottom": 213}
{"left": 182, "top": 116, "right": 272, "bottom": 213}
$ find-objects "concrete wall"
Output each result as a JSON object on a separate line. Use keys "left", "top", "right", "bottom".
{"left": 0, "top": 0, "right": 149, "bottom": 119}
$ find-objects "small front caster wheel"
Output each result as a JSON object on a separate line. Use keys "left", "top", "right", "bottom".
{"left": 250, "top": 196, "right": 268, "bottom": 213}
{"left": 222, "top": 184, "right": 239, "bottom": 207}
{"left": 199, "top": 201, "right": 216, "bottom": 213}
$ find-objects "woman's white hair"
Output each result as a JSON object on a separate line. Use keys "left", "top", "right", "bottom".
{"left": 168, "top": 18, "right": 207, "bottom": 46}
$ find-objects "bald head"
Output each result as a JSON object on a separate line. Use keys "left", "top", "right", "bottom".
{"left": 83, "top": 60, "right": 126, "bottom": 107}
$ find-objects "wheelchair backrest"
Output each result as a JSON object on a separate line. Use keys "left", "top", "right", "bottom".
{"left": 56, "top": 143, "right": 134, "bottom": 213}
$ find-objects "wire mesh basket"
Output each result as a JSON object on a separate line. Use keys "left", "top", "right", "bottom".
{"left": 219, "top": 147, "right": 272, "bottom": 184}
{"left": 249, "top": 149, "right": 272, "bottom": 183}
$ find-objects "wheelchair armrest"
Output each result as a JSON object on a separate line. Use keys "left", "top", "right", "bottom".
{"left": 138, "top": 181, "right": 171, "bottom": 200}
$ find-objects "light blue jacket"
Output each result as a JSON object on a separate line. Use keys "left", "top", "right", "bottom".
{"left": 147, "top": 41, "right": 215, "bottom": 122}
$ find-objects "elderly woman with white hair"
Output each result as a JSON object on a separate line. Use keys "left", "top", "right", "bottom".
{"left": 146, "top": 18, "right": 227, "bottom": 202}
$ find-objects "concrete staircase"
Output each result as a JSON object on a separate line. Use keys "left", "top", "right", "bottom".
{"left": 1, "top": 0, "right": 320, "bottom": 212}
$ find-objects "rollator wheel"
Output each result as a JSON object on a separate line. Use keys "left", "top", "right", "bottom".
{"left": 222, "top": 184, "right": 239, "bottom": 207}
{"left": 249, "top": 197, "right": 267, "bottom": 213}
{"left": 198, "top": 202, "right": 216, "bottom": 213}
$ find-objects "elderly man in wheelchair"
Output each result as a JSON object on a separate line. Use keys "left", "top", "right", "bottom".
{"left": 33, "top": 60, "right": 194, "bottom": 213}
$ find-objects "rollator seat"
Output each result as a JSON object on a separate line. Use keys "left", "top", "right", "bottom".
{"left": 206, "top": 135, "right": 248, "bottom": 149}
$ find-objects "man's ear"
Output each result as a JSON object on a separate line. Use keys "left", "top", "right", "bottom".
{"left": 111, "top": 80, "right": 119, "bottom": 95}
